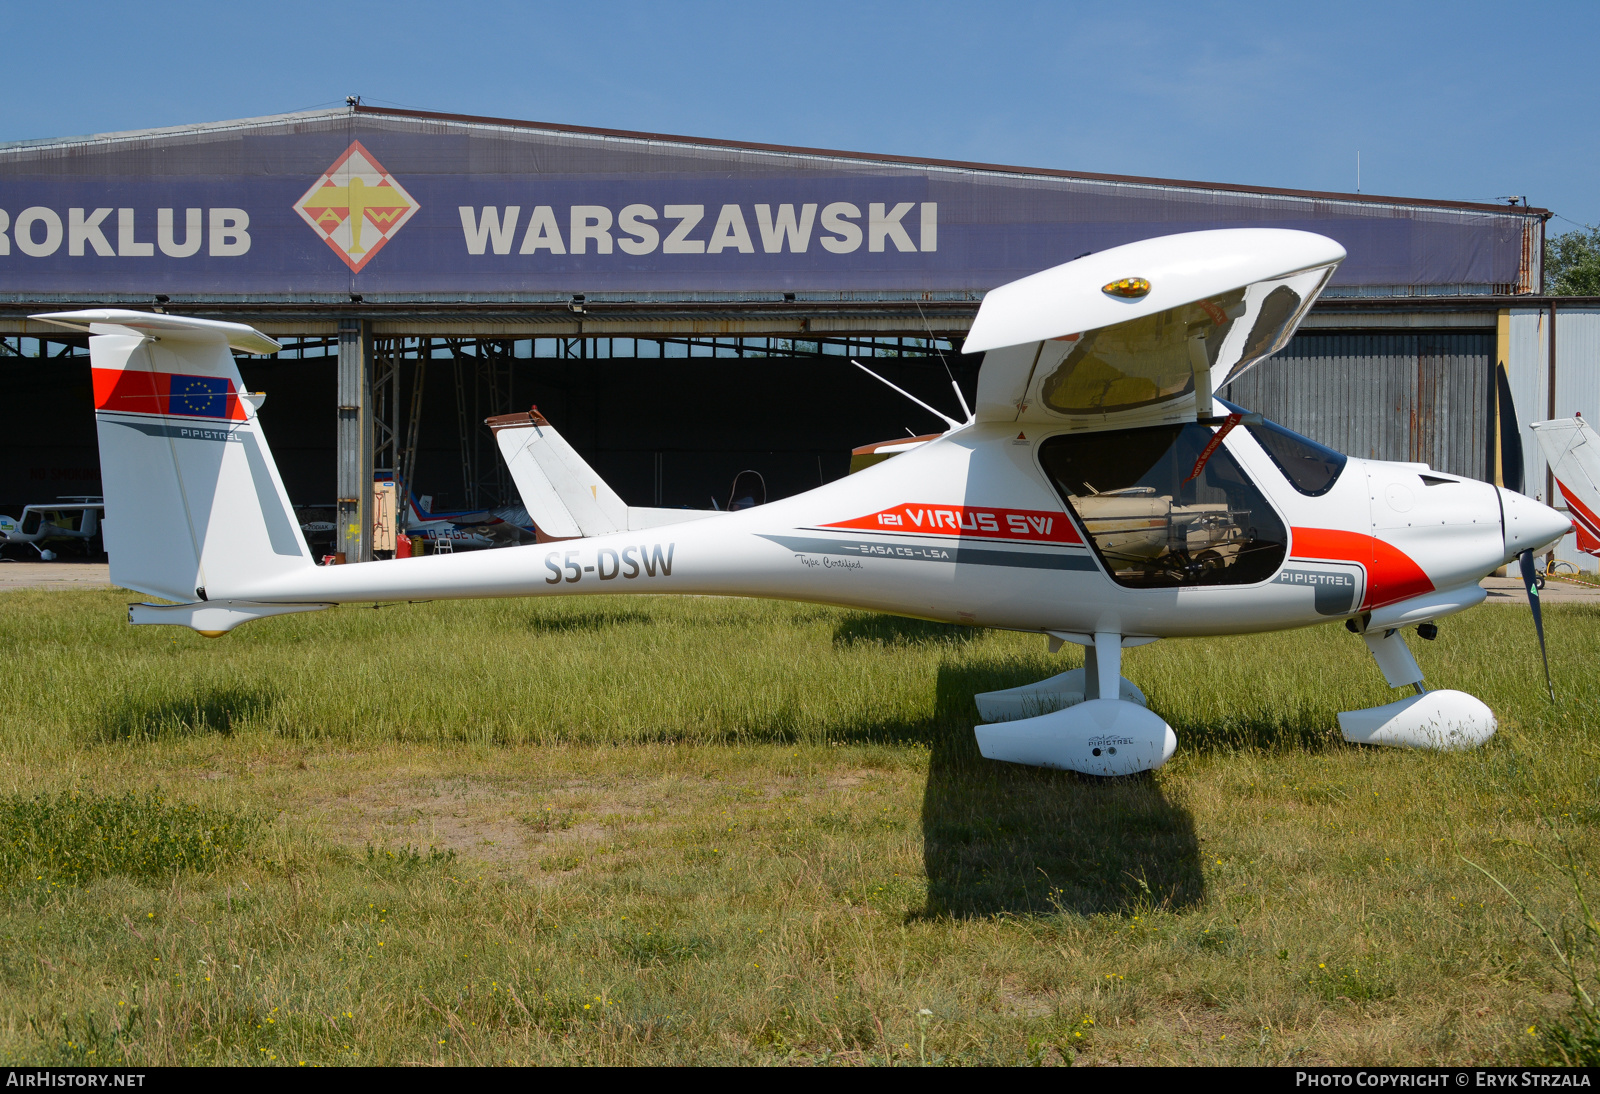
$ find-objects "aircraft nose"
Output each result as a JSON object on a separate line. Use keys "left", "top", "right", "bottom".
{"left": 1500, "top": 487, "right": 1572, "bottom": 562}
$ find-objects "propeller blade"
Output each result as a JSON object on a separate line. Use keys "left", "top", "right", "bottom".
{"left": 1518, "top": 548, "right": 1555, "bottom": 702}
{"left": 1497, "top": 362, "right": 1524, "bottom": 495}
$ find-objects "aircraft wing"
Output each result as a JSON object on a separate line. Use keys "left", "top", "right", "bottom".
{"left": 1532, "top": 416, "right": 1600, "bottom": 555}
{"left": 965, "top": 228, "right": 1343, "bottom": 429}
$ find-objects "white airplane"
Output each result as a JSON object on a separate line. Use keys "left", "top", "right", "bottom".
{"left": 33, "top": 228, "right": 1570, "bottom": 775}
{"left": 0, "top": 498, "right": 103, "bottom": 560}
{"left": 1531, "top": 415, "right": 1600, "bottom": 560}
{"left": 400, "top": 492, "right": 524, "bottom": 552}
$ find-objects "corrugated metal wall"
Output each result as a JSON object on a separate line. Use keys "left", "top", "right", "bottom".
{"left": 1508, "top": 307, "right": 1600, "bottom": 569}
{"left": 1553, "top": 309, "right": 1600, "bottom": 430}
{"left": 1223, "top": 331, "right": 1493, "bottom": 480}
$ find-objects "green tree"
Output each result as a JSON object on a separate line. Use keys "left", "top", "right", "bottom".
{"left": 1546, "top": 224, "right": 1600, "bottom": 295}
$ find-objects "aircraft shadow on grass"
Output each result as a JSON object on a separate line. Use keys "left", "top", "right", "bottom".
{"left": 918, "top": 658, "right": 1204, "bottom": 919}
{"left": 523, "top": 608, "right": 655, "bottom": 634}
{"left": 94, "top": 684, "right": 276, "bottom": 742}
{"left": 817, "top": 619, "right": 1358, "bottom": 919}
{"left": 831, "top": 613, "right": 980, "bottom": 649}
{"left": 819, "top": 639, "right": 1204, "bottom": 918}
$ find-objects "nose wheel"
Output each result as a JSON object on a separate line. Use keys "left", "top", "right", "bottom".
{"left": 1338, "top": 624, "right": 1496, "bottom": 749}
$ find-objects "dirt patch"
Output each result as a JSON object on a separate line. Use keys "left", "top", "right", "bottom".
{"left": 1153, "top": 1006, "right": 1264, "bottom": 1063}
{"left": 308, "top": 774, "right": 703, "bottom": 864}
{"left": 314, "top": 778, "right": 544, "bottom": 863}
{"left": 997, "top": 987, "right": 1054, "bottom": 1018}
{"left": 827, "top": 770, "right": 876, "bottom": 791}
{"left": 297, "top": 763, "right": 897, "bottom": 868}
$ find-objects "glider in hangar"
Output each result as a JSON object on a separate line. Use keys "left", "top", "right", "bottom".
{"left": 33, "top": 228, "right": 1570, "bottom": 775}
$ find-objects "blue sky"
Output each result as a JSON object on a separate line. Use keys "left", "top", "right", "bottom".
{"left": 5, "top": 1, "right": 1596, "bottom": 233}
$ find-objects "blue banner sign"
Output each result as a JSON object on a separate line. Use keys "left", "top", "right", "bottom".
{"left": 0, "top": 113, "right": 1537, "bottom": 298}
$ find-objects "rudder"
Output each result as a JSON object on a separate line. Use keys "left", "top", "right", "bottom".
{"left": 33, "top": 310, "right": 312, "bottom": 603}
{"left": 488, "top": 407, "right": 627, "bottom": 538}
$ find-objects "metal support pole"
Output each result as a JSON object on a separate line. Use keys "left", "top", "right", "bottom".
{"left": 1547, "top": 299, "right": 1559, "bottom": 569}
{"left": 1547, "top": 300, "right": 1558, "bottom": 505}
{"left": 475, "top": 341, "right": 514, "bottom": 505}
{"left": 450, "top": 342, "right": 475, "bottom": 509}
{"left": 370, "top": 336, "right": 400, "bottom": 480}
{"left": 399, "top": 343, "right": 427, "bottom": 498}
{"left": 337, "top": 319, "right": 374, "bottom": 563}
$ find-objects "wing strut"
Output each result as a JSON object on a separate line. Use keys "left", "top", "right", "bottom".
{"left": 850, "top": 360, "right": 962, "bottom": 431}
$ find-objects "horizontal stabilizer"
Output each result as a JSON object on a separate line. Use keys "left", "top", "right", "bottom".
{"left": 31, "top": 309, "right": 281, "bottom": 356}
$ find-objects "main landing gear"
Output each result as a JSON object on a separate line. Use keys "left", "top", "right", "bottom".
{"left": 973, "top": 632, "right": 1177, "bottom": 777}
{"left": 1337, "top": 623, "right": 1496, "bottom": 750}
{"left": 973, "top": 618, "right": 1498, "bottom": 776}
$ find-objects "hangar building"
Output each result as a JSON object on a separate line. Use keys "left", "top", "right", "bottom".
{"left": 0, "top": 103, "right": 1591, "bottom": 565}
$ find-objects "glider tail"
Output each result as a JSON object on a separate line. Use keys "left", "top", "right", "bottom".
{"left": 32, "top": 310, "right": 314, "bottom": 604}
{"left": 1532, "top": 416, "right": 1600, "bottom": 556}
{"left": 488, "top": 408, "right": 720, "bottom": 538}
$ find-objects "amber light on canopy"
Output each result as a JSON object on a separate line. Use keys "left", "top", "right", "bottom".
{"left": 1102, "top": 277, "right": 1151, "bottom": 299}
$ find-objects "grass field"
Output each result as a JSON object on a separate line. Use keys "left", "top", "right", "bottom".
{"left": 0, "top": 587, "right": 1595, "bottom": 1066}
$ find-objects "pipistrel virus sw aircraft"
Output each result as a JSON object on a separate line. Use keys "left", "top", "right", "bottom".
{"left": 34, "top": 229, "right": 1571, "bottom": 776}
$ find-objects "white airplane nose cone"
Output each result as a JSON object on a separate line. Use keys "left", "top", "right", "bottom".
{"left": 1501, "top": 487, "right": 1572, "bottom": 561}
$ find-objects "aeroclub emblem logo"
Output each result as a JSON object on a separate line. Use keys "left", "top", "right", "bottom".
{"left": 293, "top": 142, "right": 419, "bottom": 273}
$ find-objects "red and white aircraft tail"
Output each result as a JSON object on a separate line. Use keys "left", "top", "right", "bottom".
{"left": 31, "top": 310, "right": 312, "bottom": 598}
{"left": 1532, "top": 415, "right": 1600, "bottom": 556}
{"left": 30, "top": 310, "right": 327, "bottom": 632}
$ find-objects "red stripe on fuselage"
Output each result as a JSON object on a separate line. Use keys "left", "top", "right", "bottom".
{"left": 91, "top": 367, "right": 246, "bottom": 421}
{"left": 823, "top": 503, "right": 1080, "bottom": 544}
{"left": 1289, "top": 527, "right": 1434, "bottom": 610}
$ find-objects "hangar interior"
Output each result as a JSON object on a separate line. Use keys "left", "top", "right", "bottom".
{"left": 1, "top": 104, "right": 1593, "bottom": 568}
{"left": 0, "top": 329, "right": 977, "bottom": 521}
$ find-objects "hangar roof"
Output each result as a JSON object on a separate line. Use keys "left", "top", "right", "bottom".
{"left": 0, "top": 104, "right": 1546, "bottom": 321}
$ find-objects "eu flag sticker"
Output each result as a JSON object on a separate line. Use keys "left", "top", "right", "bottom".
{"left": 170, "top": 375, "right": 230, "bottom": 418}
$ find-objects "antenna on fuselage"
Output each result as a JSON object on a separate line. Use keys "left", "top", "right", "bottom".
{"left": 850, "top": 359, "right": 963, "bottom": 432}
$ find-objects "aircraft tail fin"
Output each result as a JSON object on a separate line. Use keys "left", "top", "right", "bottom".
{"left": 488, "top": 408, "right": 628, "bottom": 538}
{"left": 31, "top": 309, "right": 313, "bottom": 602}
{"left": 487, "top": 408, "right": 724, "bottom": 538}
{"left": 1532, "top": 416, "right": 1600, "bottom": 556}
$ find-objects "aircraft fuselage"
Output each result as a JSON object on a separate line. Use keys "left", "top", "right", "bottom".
{"left": 236, "top": 418, "right": 1527, "bottom": 642}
